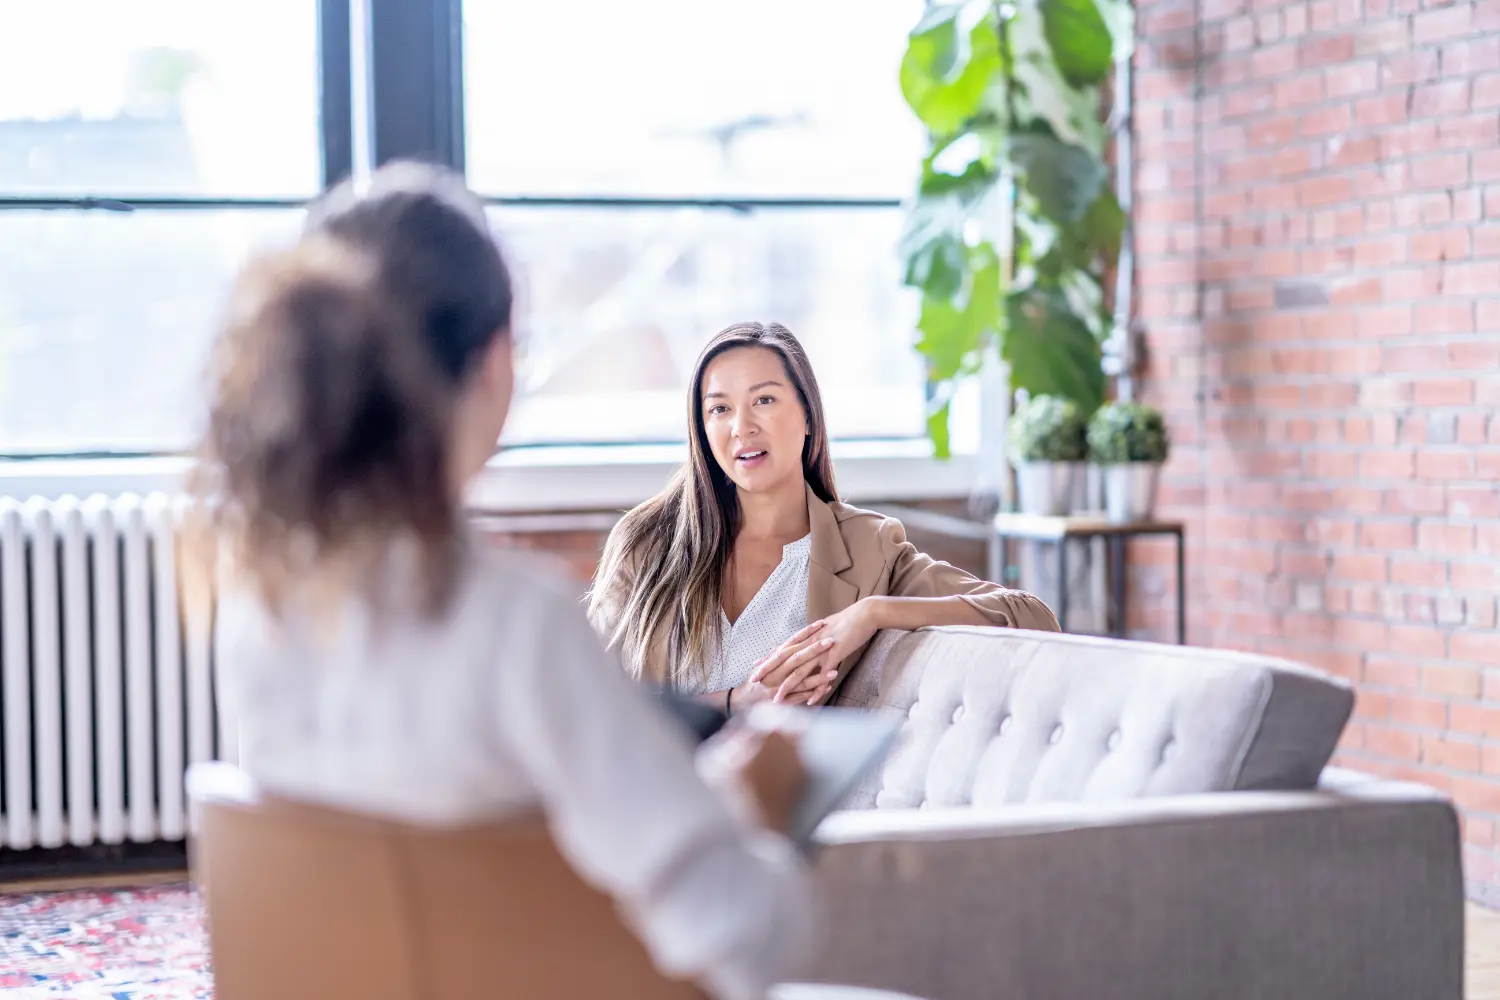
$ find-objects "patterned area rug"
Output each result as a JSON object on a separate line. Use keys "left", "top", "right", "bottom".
{"left": 0, "top": 885, "right": 209, "bottom": 998}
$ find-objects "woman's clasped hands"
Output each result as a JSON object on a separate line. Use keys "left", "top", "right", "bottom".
{"left": 729, "top": 599, "right": 882, "bottom": 710}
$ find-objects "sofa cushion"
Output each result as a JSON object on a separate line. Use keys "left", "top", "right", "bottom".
{"left": 831, "top": 627, "right": 1353, "bottom": 810}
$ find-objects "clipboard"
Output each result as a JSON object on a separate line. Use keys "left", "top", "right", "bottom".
{"left": 654, "top": 691, "right": 903, "bottom": 845}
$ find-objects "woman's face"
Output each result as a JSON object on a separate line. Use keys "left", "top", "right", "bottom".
{"left": 700, "top": 346, "right": 808, "bottom": 496}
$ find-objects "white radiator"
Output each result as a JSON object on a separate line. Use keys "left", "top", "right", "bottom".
{"left": 0, "top": 493, "right": 227, "bottom": 851}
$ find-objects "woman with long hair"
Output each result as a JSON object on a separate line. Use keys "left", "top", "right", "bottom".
{"left": 588, "top": 322, "right": 1059, "bottom": 712}
{"left": 191, "top": 164, "right": 812, "bottom": 1000}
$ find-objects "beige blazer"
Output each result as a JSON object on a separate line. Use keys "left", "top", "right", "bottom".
{"left": 802, "top": 486, "right": 1060, "bottom": 684}
{"left": 593, "top": 484, "right": 1061, "bottom": 688}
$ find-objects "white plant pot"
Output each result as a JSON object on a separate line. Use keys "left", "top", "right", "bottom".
{"left": 1015, "top": 461, "right": 1082, "bottom": 516}
{"left": 1102, "top": 463, "right": 1161, "bottom": 523}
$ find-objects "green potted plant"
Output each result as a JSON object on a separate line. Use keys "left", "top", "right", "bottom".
{"left": 1087, "top": 401, "right": 1169, "bottom": 522}
{"left": 897, "top": 0, "right": 1133, "bottom": 457}
{"left": 1009, "top": 394, "right": 1087, "bottom": 515}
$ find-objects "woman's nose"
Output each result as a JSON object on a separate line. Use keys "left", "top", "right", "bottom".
{"left": 731, "top": 408, "right": 759, "bottom": 437}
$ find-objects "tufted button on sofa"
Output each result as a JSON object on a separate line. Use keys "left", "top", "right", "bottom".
{"left": 793, "top": 627, "right": 1462, "bottom": 1000}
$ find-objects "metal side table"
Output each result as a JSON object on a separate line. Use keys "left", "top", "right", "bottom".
{"left": 990, "top": 514, "right": 1187, "bottom": 644}
{"left": 872, "top": 507, "right": 1187, "bottom": 644}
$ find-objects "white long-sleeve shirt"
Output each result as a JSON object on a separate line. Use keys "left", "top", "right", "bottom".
{"left": 214, "top": 543, "right": 813, "bottom": 1000}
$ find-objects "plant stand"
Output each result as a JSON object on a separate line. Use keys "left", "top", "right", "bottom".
{"left": 990, "top": 514, "right": 1186, "bottom": 644}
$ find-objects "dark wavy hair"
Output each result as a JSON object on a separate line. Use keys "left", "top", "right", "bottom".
{"left": 187, "top": 162, "right": 513, "bottom": 618}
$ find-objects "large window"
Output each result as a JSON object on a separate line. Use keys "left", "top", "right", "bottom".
{"left": 464, "top": 1, "right": 922, "bottom": 199}
{"left": 0, "top": 2, "right": 319, "bottom": 199}
{"left": 466, "top": 0, "right": 928, "bottom": 447}
{"left": 495, "top": 206, "right": 919, "bottom": 445}
{"left": 0, "top": 1, "right": 319, "bottom": 455}
{"left": 0, "top": 0, "right": 930, "bottom": 458}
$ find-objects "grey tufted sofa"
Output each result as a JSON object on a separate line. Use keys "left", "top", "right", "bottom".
{"left": 798, "top": 626, "right": 1464, "bottom": 1000}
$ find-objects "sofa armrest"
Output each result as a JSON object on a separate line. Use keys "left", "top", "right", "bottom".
{"left": 799, "top": 784, "right": 1463, "bottom": 1000}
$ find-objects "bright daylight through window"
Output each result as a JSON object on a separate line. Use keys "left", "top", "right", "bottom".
{"left": 0, "top": 1, "right": 930, "bottom": 457}
{"left": 0, "top": 0, "right": 317, "bottom": 456}
{"left": 467, "top": 1, "right": 930, "bottom": 447}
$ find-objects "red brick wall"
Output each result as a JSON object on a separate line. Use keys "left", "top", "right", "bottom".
{"left": 1133, "top": 0, "right": 1500, "bottom": 897}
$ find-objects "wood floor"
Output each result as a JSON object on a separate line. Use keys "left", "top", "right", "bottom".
{"left": 0, "top": 868, "right": 185, "bottom": 895}
{"left": 4, "top": 871, "right": 1500, "bottom": 997}
{"left": 1472, "top": 904, "right": 1500, "bottom": 999}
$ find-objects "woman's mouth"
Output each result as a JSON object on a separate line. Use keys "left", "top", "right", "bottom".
{"left": 736, "top": 449, "right": 768, "bottom": 467}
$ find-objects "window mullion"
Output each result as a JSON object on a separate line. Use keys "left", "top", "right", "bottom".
{"left": 366, "top": 0, "right": 465, "bottom": 173}
{"left": 318, "top": 0, "right": 354, "bottom": 189}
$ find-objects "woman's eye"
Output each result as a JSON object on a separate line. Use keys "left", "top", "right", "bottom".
{"left": 707, "top": 404, "right": 728, "bottom": 415}
{"left": 755, "top": 395, "right": 775, "bottom": 405}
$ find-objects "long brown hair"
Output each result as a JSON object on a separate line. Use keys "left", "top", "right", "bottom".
{"left": 587, "top": 322, "right": 837, "bottom": 683}
{"left": 186, "top": 162, "right": 513, "bottom": 620}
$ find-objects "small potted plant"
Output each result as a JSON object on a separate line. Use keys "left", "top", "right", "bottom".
{"left": 1009, "top": 395, "right": 1088, "bottom": 516}
{"left": 1088, "top": 401, "right": 1170, "bottom": 523}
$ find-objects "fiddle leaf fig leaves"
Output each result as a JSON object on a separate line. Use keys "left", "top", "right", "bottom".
{"left": 900, "top": 0, "right": 1125, "bottom": 452}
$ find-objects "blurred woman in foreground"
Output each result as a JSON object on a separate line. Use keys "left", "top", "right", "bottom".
{"left": 190, "top": 163, "right": 811, "bottom": 1000}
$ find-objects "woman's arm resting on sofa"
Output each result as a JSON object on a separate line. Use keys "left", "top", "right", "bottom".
{"left": 879, "top": 518, "right": 1060, "bottom": 632}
